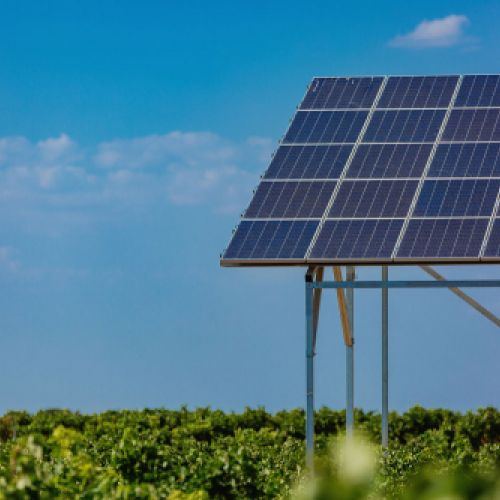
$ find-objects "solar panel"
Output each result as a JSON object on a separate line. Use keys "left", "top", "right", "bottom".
{"left": 221, "top": 75, "right": 500, "bottom": 266}
{"left": 264, "top": 145, "right": 352, "bottom": 179}
{"left": 346, "top": 144, "right": 431, "bottom": 178}
{"left": 455, "top": 75, "right": 500, "bottom": 107}
{"left": 443, "top": 109, "right": 500, "bottom": 141}
{"left": 245, "top": 181, "right": 336, "bottom": 218}
{"left": 300, "top": 77, "right": 383, "bottom": 109}
{"left": 414, "top": 179, "right": 500, "bottom": 217}
{"left": 398, "top": 219, "right": 488, "bottom": 259}
{"left": 223, "top": 220, "right": 318, "bottom": 262}
{"left": 429, "top": 144, "right": 500, "bottom": 177}
{"left": 283, "top": 111, "right": 368, "bottom": 143}
{"left": 363, "top": 110, "right": 446, "bottom": 142}
{"left": 328, "top": 180, "right": 418, "bottom": 218}
{"left": 310, "top": 219, "right": 403, "bottom": 260}
{"left": 377, "top": 76, "right": 458, "bottom": 108}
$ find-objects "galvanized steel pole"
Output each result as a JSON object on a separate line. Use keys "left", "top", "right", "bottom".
{"left": 346, "top": 266, "right": 355, "bottom": 437}
{"left": 305, "top": 277, "right": 314, "bottom": 469}
{"left": 382, "top": 266, "right": 389, "bottom": 447}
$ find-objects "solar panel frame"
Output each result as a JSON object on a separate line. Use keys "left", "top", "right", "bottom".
{"left": 221, "top": 74, "right": 500, "bottom": 267}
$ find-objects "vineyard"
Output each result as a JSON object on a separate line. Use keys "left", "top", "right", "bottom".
{"left": 0, "top": 406, "right": 498, "bottom": 498}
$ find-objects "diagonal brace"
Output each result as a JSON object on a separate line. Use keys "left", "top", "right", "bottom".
{"left": 420, "top": 265, "right": 500, "bottom": 328}
{"left": 333, "top": 266, "right": 353, "bottom": 346}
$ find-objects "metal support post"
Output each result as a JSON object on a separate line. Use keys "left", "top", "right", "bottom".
{"left": 382, "top": 266, "right": 389, "bottom": 447}
{"left": 305, "top": 272, "right": 315, "bottom": 470}
{"left": 346, "top": 266, "right": 355, "bottom": 437}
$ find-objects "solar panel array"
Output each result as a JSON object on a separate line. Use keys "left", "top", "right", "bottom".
{"left": 221, "top": 75, "right": 500, "bottom": 266}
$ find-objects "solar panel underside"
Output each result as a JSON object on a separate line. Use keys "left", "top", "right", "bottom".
{"left": 221, "top": 75, "right": 500, "bottom": 265}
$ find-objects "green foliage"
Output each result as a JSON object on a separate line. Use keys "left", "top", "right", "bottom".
{"left": 0, "top": 407, "right": 498, "bottom": 498}
{"left": 294, "top": 436, "right": 500, "bottom": 500}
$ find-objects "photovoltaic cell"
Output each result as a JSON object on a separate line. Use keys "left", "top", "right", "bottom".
{"left": 455, "top": 75, "right": 500, "bottom": 107}
{"left": 443, "top": 109, "right": 500, "bottom": 142}
{"left": 428, "top": 143, "right": 500, "bottom": 177}
{"left": 378, "top": 76, "right": 458, "bottom": 108}
{"left": 397, "top": 219, "right": 488, "bottom": 258}
{"left": 245, "top": 181, "right": 336, "bottom": 218}
{"left": 310, "top": 219, "right": 403, "bottom": 260}
{"left": 264, "top": 145, "right": 352, "bottom": 179}
{"left": 283, "top": 111, "right": 368, "bottom": 143}
{"left": 300, "top": 77, "right": 383, "bottom": 109}
{"left": 413, "top": 179, "right": 500, "bottom": 217}
{"left": 328, "top": 180, "right": 418, "bottom": 218}
{"left": 363, "top": 110, "right": 445, "bottom": 142}
{"left": 484, "top": 220, "right": 500, "bottom": 258}
{"left": 346, "top": 144, "right": 432, "bottom": 178}
{"left": 223, "top": 220, "right": 318, "bottom": 260}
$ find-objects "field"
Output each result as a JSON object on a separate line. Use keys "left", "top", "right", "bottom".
{"left": 0, "top": 406, "right": 498, "bottom": 498}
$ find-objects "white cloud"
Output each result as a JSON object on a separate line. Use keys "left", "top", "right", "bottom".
{"left": 0, "top": 136, "right": 32, "bottom": 165}
{"left": 389, "top": 15, "right": 470, "bottom": 48}
{"left": 0, "top": 131, "right": 272, "bottom": 223}
{"left": 93, "top": 131, "right": 270, "bottom": 210}
{"left": 94, "top": 131, "right": 236, "bottom": 169}
{"left": 37, "top": 133, "right": 78, "bottom": 163}
{"left": 167, "top": 165, "right": 255, "bottom": 213}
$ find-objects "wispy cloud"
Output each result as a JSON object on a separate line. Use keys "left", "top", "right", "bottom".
{"left": 94, "top": 132, "right": 236, "bottom": 170}
{"left": 389, "top": 15, "right": 471, "bottom": 49}
{"left": 0, "top": 131, "right": 274, "bottom": 224}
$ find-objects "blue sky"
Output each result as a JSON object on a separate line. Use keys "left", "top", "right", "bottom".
{"left": 0, "top": 0, "right": 499, "bottom": 415}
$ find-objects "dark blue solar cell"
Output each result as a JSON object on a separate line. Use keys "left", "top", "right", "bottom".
{"left": 364, "top": 110, "right": 445, "bottom": 142}
{"left": 310, "top": 219, "right": 403, "bottom": 259}
{"left": 245, "top": 181, "right": 336, "bottom": 218}
{"left": 484, "top": 219, "right": 500, "bottom": 258}
{"left": 329, "top": 180, "right": 418, "bottom": 217}
{"left": 222, "top": 220, "right": 318, "bottom": 260}
{"left": 429, "top": 143, "right": 500, "bottom": 177}
{"left": 443, "top": 109, "right": 500, "bottom": 141}
{"left": 455, "top": 75, "right": 500, "bottom": 107}
{"left": 378, "top": 76, "right": 458, "bottom": 108}
{"left": 283, "top": 111, "right": 367, "bottom": 143}
{"left": 265, "top": 145, "right": 352, "bottom": 179}
{"left": 346, "top": 144, "right": 432, "bottom": 178}
{"left": 300, "top": 77, "right": 383, "bottom": 110}
{"left": 397, "top": 218, "right": 488, "bottom": 258}
{"left": 414, "top": 179, "right": 500, "bottom": 217}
